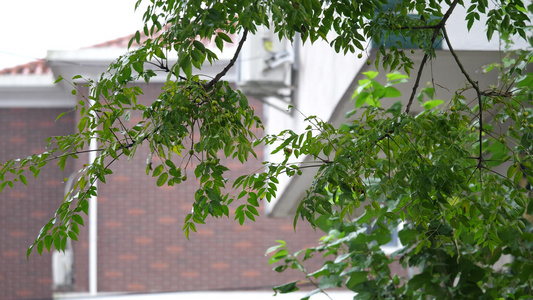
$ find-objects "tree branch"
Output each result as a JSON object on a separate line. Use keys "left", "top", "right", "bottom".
{"left": 441, "top": 27, "right": 481, "bottom": 108}
{"left": 399, "top": 25, "right": 441, "bottom": 30}
{"left": 404, "top": 0, "right": 462, "bottom": 114}
{"left": 203, "top": 28, "right": 249, "bottom": 91}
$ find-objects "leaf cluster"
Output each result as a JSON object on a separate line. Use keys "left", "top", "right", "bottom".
{"left": 266, "top": 57, "right": 533, "bottom": 298}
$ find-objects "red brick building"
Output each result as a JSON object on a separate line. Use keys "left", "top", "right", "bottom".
{"left": 0, "top": 34, "right": 334, "bottom": 300}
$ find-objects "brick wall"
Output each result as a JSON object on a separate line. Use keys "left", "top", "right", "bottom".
{"left": 68, "top": 83, "right": 326, "bottom": 294}
{"left": 0, "top": 84, "right": 408, "bottom": 299}
{"left": 0, "top": 108, "right": 75, "bottom": 300}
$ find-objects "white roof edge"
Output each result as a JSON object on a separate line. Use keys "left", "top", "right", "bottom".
{"left": 46, "top": 47, "right": 236, "bottom": 83}
{"left": 0, "top": 74, "right": 56, "bottom": 87}
{"left": 0, "top": 45, "right": 238, "bottom": 108}
{"left": 54, "top": 290, "right": 355, "bottom": 300}
{"left": 47, "top": 48, "right": 132, "bottom": 62}
{"left": 0, "top": 99, "right": 75, "bottom": 108}
{"left": 47, "top": 45, "right": 236, "bottom": 63}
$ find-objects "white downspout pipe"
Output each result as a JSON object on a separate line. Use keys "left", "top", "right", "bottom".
{"left": 88, "top": 96, "right": 98, "bottom": 295}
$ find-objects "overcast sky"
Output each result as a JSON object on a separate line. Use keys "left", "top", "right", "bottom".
{"left": 0, "top": 0, "right": 146, "bottom": 70}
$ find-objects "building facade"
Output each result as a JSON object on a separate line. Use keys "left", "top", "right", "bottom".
{"left": 0, "top": 34, "right": 331, "bottom": 300}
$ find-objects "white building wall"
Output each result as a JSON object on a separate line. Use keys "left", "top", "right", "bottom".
{"left": 441, "top": 2, "right": 530, "bottom": 51}
{"left": 261, "top": 35, "right": 368, "bottom": 213}
{"left": 292, "top": 38, "right": 368, "bottom": 132}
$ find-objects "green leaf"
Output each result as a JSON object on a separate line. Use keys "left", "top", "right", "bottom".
{"left": 363, "top": 71, "right": 379, "bottom": 79}
{"left": 214, "top": 36, "right": 224, "bottom": 51}
{"left": 516, "top": 73, "right": 533, "bottom": 88}
{"left": 268, "top": 249, "right": 288, "bottom": 264}
{"left": 181, "top": 55, "right": 193, "bottom": 79}
{"left": 246, "top": 205, "right": 259, "bottom": 216}
{"left": 61, "top": 237, "right": 67, "bottom": 251}
{"left": 134, "top": 30, "right": 141, "bottom": 44}
{"left": 386, "top": 101, "right": 403, "bottom": 117}
{"left": 355, "top": 92, "right": 370, "bottom": 109}
{"left": 265, "top": 240, "right": 286, "bottom": 255}
{"left": 507, "top": 164, "right": 517, "bottom": 179}
{"left": 384, "top": 86, "right": 401, "bottom": 98}
{"left": 344, "top": 271, "right": 368, "bottom": 290}
{"left": 423, "top": 99, "right": 444, "bottom": 110}
{"left": 118, "top": 66, "right": 132, "bottom": 83}
{"left": 156, "top": 172, "right": 168, "bottom": 187}
{"left": 71, "top": 223, "right": 79, "bottom": 235}
{"left": 80, "top": 199, "right": 89, "bottom": 215}
{"left": 154, "top": 47, "right": 165, "bottom": 59}
{"left": 54, "top": 75, "right": 63, "bottom": 84}
{"left": 217, "top": 32, "right": 233, "bottom": 43}
{"left": 152, "top": 164, "right": 164, "bottom": 177}
{"left": 386, "top": 72, "right": 409, "bottom": 82}
{"left": 78, "top": 117, "right": 88, "bottom": 132}
{"left": 132, "top": 61, "right": 144, "bottom": 74}
{"left": 165, "top": 160, "right": 176, "bottom": 169}
{"left": 53, "top": 235, "right": 61, "bottom": 252}
{"left": 68, "top": 231, "right": 78, "bottom": 241}
{"left": 37, "top": 240, "right": 44, "bottom": 256}
{"left": 399, "top": 228, "right": 417, "bottom": 245}
{"left": 409, "top": 273, "right": 430, "bottom": 290}
{"left": 72, "top": 214, "right": 84, "bottom": 226}
{"left": 190, "top": 49, "right": 204, "bottom": 67}
{"left": 19, "top": 175, "right": 27, "bottom": 186}
{"left": 192, "top": 40, "right": 206, "bottom": 52}
{"left": 273, "top": 281, "right": 299, "bottom": 294}
{"left": 44, "top": 235, "right": 53, "bottom": 252}
{"left": 116, "top": 94, "right": 131, "bottom": 105}
{"left": 55, "top": 111, "right": 68, "bottom": 121}
{"left": 319, "top": 275, "right": 341, "bottom": 289}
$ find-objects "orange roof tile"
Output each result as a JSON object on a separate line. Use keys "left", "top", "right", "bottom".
{"left": 0, "top": 30, "right": 236, "bottom": 76}
{"left": 0, "top": 59, "right": 49, "bottom": 75}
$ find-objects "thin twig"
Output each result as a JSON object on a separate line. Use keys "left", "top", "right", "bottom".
{"left": 404, "top": 0, "right": 462, "bottom": 114}
{"left": 405, "top": 53, "right": 430, "bottom": 115}
{"left": 441, "top": 25, "right": 485, "bottom": 196}
{"left": 399, "top": 25, "right": 441, "bottom": 30}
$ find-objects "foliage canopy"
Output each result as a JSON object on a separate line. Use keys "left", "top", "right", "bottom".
{"left": 1, "top": 0, "right": 532, "bottom": 298}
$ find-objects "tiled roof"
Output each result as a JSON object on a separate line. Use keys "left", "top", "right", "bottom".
{"left": 0, "top": 30, "right": 236, "bottom": 76}
{"left": 0, "top": 32, "right": 148, "bottom": 75}
{"left": 0, "top": 59, "right": 50, "bottom": 75}
{"left": 88, "top": 32, "right": 147, "bottom": 49}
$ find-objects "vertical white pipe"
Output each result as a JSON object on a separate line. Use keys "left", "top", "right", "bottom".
{"left": 88, "top": 97, "right": 98, "bottom": 295}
